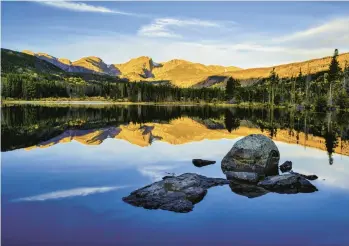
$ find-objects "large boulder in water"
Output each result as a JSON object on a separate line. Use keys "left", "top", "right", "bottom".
{"left": 221, "top": 134, "right": 280, "bottom": 175}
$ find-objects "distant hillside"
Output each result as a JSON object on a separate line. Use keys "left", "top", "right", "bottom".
{"left": 2, "top": 49, "right": 63, "bottom": 74}
{"left": 1, "top": 48, "right": 125, "bottom": 86}
{"left": 192, "top": 52, "right": 349, "bottom": 87}
{"left": 114, "top": 56, "right": 155, "bottom": 80}
{"left": 225, "top": 53, "right": 349, "bottom": 82}
{"left": 23, "top": 50, "right": 120, "bottom": 76}
{"left": 151, "top": 59, "right": 241, "bottom": 87}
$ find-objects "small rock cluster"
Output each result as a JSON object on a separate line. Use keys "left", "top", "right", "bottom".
{"left": 123, "top": 134, "right": 319, "bottom": 213}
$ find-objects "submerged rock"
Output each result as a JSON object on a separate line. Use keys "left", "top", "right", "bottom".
{"left": 226, "top": 171, "right": 260, "bottom": 183}
{"left": 221, "top": 134, "right": 280, "bottom": 175}
{"left": 280, "top": 161, "right": 292, "bottom": 173}
{"left": 122, "top": 173, "right": 229, "bottom": 213}
{"left": 229, "top": 180, "right": 269, "bottom": 198}
{"left": 258, "top": 174, "right": 318, "bottom": 194}
{"left": 192, "top": 159, "right": 216, "bottom": 167}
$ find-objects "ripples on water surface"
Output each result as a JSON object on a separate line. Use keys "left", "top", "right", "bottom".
{"left": 2, "top": 105, "right": 349, "bottom": 245}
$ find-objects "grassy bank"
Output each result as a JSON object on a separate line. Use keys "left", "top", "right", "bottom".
{"left": 2, "top": 98, "right": 284, "bottom": 108}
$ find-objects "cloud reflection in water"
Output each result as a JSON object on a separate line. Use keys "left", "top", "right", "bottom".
{"left": 13, "top": 186, "right": 127, "bottom": 202}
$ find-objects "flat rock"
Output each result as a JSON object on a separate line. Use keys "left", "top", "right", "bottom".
{"left": 122, "top": 173, "right": 229, "bottom": 213}
{"left": 280, "top": 161, "right": 292, "bottom": 173}
{"left": 258, "top": 174, "right": 318, "bottom": 194}
{"left": 192, "top": 159, "right": 216, "bottom": 167}
{"left": 221, "top": 134, "right": 280, "bottom": 175}
{"left": 226, "top": 171, "right": 260, "bottom": 183}
{"left": 290, "top": 171, "right": 318, "bottom": 181}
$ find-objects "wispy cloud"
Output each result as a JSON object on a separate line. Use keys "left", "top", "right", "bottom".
{"left": 13, "top": 9, "right": 349, "bottom": 68}
{"left": 39, "top": 1, "right": 138, "bottom": 16}
{"left": 13, "top": 186, "right": 127, "bottom": 202}
{"left": 138, "top": 18, "right": 221, "bottom": 38}
{"left": 273, "top": 17, "right": 349, "bottom": 43}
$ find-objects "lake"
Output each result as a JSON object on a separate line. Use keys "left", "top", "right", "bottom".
{"left": 2, "top": 104, "right": 349, "bottom": 246}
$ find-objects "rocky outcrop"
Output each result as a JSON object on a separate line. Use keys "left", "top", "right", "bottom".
{"left": 22, "top": 50, "right": 120, "bottom": 76}
{"left": 122, "top": 173, "right": 229, "bottom": 213}
{"left": 192, "top": 159, "right": 216, "bottom": 167}
{"left": 221, "top": 134, "right": 280, "bottom": 175}
{"left": 258, "top": 174, "right": 318, "bottom": 194}
{"left": 280, "top": 161, "right": 292, "bottom": 173}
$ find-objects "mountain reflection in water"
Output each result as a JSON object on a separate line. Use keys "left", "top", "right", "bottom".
{"left": 2, "top": 105, "right": 349, "bottom": 164}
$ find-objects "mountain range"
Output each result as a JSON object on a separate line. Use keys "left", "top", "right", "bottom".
{"left": 3, "top": 48, "right": 349, "bottom": 87}
{"left": 22, "top": 50, "right": 242, "bottom": 87}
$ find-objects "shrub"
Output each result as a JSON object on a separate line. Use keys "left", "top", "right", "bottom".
{"left": 335, "top": 90, "right": 349, "bottom": 110}
{"left": 315, "top": 96, "right": 328, "bottom": 112}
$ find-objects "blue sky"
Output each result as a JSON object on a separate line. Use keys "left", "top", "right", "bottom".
{"left": 2, "top": 1, "right": 349, "bottom": 68}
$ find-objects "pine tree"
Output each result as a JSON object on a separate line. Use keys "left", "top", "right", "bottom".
{"left": 343, "top": 61, "right": 349, "bottom": 90}
{"left": 305, "top": 63, "right": 311, "bottom": 105}
{"left": 328, "top": 49, "right": 342, "bottom": 84}
{"left": 291, "top": 76, "right": 296, "bottom": 105}
{"left": 225, "top": 77, "right": 234, "bottom": 100}
{"left": 297, "top": 68, "right": 305, "bottom": 92}
{"left": 268, "top": 68, "right": 278, "bottom": 106}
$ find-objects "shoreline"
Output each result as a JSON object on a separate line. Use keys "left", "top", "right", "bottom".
{"left": 1, "top": 99, "right": 283, "bottom": 108}
{"left": 4, "top": 100, "right": 347, "bottom": 112}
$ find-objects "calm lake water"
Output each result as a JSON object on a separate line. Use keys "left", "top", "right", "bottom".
{"left": 2, "top": 105, "right": 349, "bottom": 246}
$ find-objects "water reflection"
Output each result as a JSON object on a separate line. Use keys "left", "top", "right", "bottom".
{"left": 2, "top": 105, "right": 349, "bottom": 164}
{"left": 2, "top": 117, "right": 349, "bottom": 245}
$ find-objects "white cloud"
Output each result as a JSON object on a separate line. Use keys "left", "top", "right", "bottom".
{"left": 39, "top": 1, "right": 137, "bottom": 16}
{"left": 138, "top": 18, "right": 222, "bottom": 38}
{"left": 13, "top": 186, "right": 127, "bottom": 202}
{"left": 9, "top": 11, "right": 349, "bottom": 68}
{"left": 273, "top": 17, "right": 349, "bottom": 44}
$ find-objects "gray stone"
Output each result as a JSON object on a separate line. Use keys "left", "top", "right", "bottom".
{"left": 226, "top": 171, "right": 260, "bottom": 183}
{"left": 257, "top": 174, "right": 318, "bottom": 194}
{"left": 192, "top": 159, "right": 216, "bottom": 167}
{"left": 289, "top": 171, "right": 318, "bottom": 181}
{"left": 122, "top": 173, "right": 229, "bottom": 213}
{"left": 280, "top": 161, "right": 292, "bottom": 173}
{"left": 229, "top": 180, "right": 269, "bottom": 198}
{"left": 221, "top": 134, "right": 280, "bottom": 175}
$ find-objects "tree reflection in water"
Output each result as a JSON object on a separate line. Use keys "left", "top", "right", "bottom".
{"left": 2, "top": 105, "right": 348, "bottom": 165}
